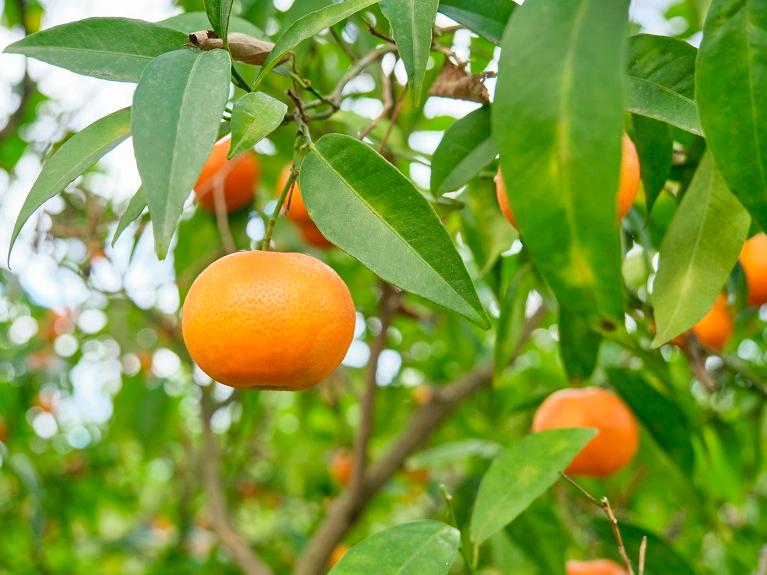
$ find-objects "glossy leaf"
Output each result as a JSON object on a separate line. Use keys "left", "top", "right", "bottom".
{"left": 228, "top": 92, "right": 287, "bottom": 159}
{"left": 493, "top": 0, "right": 629, "bottom": 327}
{"left": 697, "top": 0, "right": 767, "bottom": 230}
{"left": 380, "top": 0, "right": 439, "bottom": 104}
{"left": 8, "top": 107, "right": 132, "bottom": 262}
{"left": 132, "top": 49, "right": 231, "bottom": 259}
{"left": 559, "top": 306, "right": 601, "bottom": 381}
{"left": 255, "top": 0, "right": 379, "bottom": 85}
{"left": 652, "top": 153, "right": 750, "bottom": 346}
{"left": 627, "top": 34, "right": 702, "bottom": 135}
{"left": 430, "top": 106, "right": 496, "bottom": 195}
{"left": 608, "top": 368, "right": 695, "bottom": 475}
{"left": 470, "top": 428, "right": 596, "bottom": 545}
{"left": 461, "top": 178, "right": 516, "bottom": 276}
{"left": 159, "top": 11, "right": 264, "bottom": 37}
{"left": 204, "top": 0, "right": 233, "bottom": 46}
{"left": 632, "top": 114, "right": 672, "bottom": 215}
{"left": 112, "top": 187, "right": 147, "bottom": 246}
{"left": 301, "top": 133, "right": 489, "bottom": 327}
{"left": 505, "top": 497, "right": 568, "bottom": 575}
{"left": 4, "top": 18, "right": 188, "bottom": 82}
{"left": 437, "top": 0, "right": 515, "bottom": 45}
{"left": 329, "top": 520, "right": 460, "bottom": 575}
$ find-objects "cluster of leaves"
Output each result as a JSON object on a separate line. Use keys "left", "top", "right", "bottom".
{"left": 2, "top": 0, "right": 767, "bottom": 573}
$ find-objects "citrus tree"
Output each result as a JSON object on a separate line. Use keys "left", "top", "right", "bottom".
{"left": 1, "top": 0, "right": 767, "bottom": 573}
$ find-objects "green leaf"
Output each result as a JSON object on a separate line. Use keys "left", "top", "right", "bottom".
{"left": 494, "top": 265, "right": 533, "bottom": 380}
{"left": 132, "top": 49, "right": 231, "bottom": 259}
{"left": 380, "top": 0, "right": 439, "bottom": 105}
{"left": 558, "top": 306, "right": 601, "bottom": 381}
{"left": 8, "top": 107, "right": 131, "bottom": 262}
{"left": 255, "top": 0, "right": 380, "bottom": 86}
{"left": 505, "top": 497, "right": 568, "bottom": 575}
{"left": 592, "top": 520, "right": 697, "bottom": 575}
{"left": 228, "top": 92, "right": 287, "bottom": 159}
{"left": 409, "top": 439, "right": 500, "bottom": 467}
{"left": 631, "top": 114, "right": 672, "bottom": 215}
{"left": 329, "top": 520, "right": 460, "bottom": 575}
{"left": 461, "top": 178, "right": 516, "bottom": 276}
{"left": 4, "top": 18, "right": 188, "bottom": 82}
{"left": 493, "top": 0, "right": 629, "bottom": 327}
{"left": 430, "top": 106, "right": 496, "bottom": 195}
{"left": 438, "top": 0, "right": 515, "bottom": 45}
{"left": 204, "top": 0, "right": 234, "bottom": 46}
{"left": 608, "top": 368, "right": 695, "bottom": 475}
{"left": 651, "top": 152, "right": 750, "bottom": 346}
{"left": 470, "top": 428, "right": 596, "bottom": 545}
{"left": 112, "top": 187, "right": 147, "bottom": 246}
{"left": 627, "top": 34, "right": 702, "bottom": 135}
{"left": 697, "top": 0, "right": 767, "bottom": 231}
{"left": 301, "top": 133, "right": 489, "bottom": 327}
{"left": 159, "top": 11, "right": 264, "bottom": 37}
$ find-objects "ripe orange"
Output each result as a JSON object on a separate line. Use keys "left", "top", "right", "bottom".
{"left": 740, "top": 233, "right": 767, "bottom": 306}
{"left": 298, "top": 221, "right": 334, "bottom": 249}
{"left": 328, "top": 543, "right": 349, "bottom": 567}
{"left": 194, "top": 139, "right": 259, "bottom": 213}
{"left": 412, "top": 384, "right": 433, "bottom": 406}
{"left": 532, "top": 387, "right": 639, "bottom": 478}
{"left": 497, "top": 133, "right": 640, "bottom": 228}
{"left": 567, "top": 559, "right": 627, "bottom": 575}
{"left": 330, "top": 450, "right": 354, "bottom": 486}
{"left": 181, "top": 251, "right": 355, "bottom": 390}
{"left": 277, "top": 165, "right": 334, "bottom": 249}
{"left": 691, "top": 294, "right": 733, "bottom": 352}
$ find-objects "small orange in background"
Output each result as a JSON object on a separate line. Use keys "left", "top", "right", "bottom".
{"left": 740, "top": 233, "right": 767, "bottom": 306}
{"left": 411, "top": 384, "right": 433, "bottom": 406}
{"left": 329, "top": 450, "right": 354, "bottom": 486}
{"left": 0, "top": 418, "right": 6, "bottom": 443}
{"left": 567, "top": 559, "right": 627, "bottom": 575}
{"left": 691, "top": 294, "right": 733, "bottom": 352}
{"left": 277, "top": 165, "right": 334, "bottom": 249}
{"left": 181, "top": 251, "right": 355, "bottom": 390}
{"left": 328, "top": 543, "right": 349, "bottom": 567}
{"left": 532, "top": 387, "right": 639, "bottom": 478}
{"left": 497, "top": 133, "right": 640, "bottom": 228}
{"left": 194, "top": 139, "right": 259, "bottom": 213}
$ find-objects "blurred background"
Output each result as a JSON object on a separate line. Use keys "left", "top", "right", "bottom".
{"left": 0, "top": 1, "right": 727, "bottom": 574}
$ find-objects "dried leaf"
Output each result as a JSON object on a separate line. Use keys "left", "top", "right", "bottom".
{"left": 189, "top": 30, "right": 275, "bottom": 66}
{"left": 429, "top": 60, "right": 490, "bottom": 103}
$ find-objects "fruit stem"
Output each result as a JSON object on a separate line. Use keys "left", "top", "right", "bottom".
{"left": 260, "top": 165, "right": 298, "bottom": 251}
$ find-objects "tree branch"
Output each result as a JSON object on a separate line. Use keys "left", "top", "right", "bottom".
{"left": 200, "top": 391, "right": 273, "bottom": 575}
{"left": 294, "top": 305, "right": 547, "bottom": 575}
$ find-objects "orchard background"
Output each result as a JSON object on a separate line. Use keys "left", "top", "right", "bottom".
{"left": 1, "top": 0, "right": 767, "bottom": 573}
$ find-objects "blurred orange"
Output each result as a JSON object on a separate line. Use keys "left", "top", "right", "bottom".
{"left": 412, "top": 384, "right": 433, "bottom": 406}
{"left": 330, "top": 450, "right": 354, "bottom": 487}
{"left": 567, "top": 559, "right": 627, "bottom": 575}
{"left": 277, "top": 165, "right": 334, "bottom": 249}
{"left": 740, "top": 233, "right": 767, "bottom": 306}
{"left": 194, "top": 139, "right": 259, "bottom": 213}
{"left": 691, "top": 294, "right": 733, "bottom": 352}
{"left": 328, "top": 543, "right": 349, "bottom": 567}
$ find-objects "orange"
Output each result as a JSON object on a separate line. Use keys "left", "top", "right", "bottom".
{"left": 532, "top": 387, "right": 639, "bottom": 478}
{"left": 194, "top": 139, "right": 259, "bottom": 213}
{"left": 298, "top": 221, "right": 334, "bottom": 249}
{"left": 330, "top": 450, "right": 354, "bottom": 486}
{"left": 497, "top": 133, "right": 640, "bottom": 228}
{"left": 567, "top": 559, "right": 627, "bottom": 575}
{"left": 328, "top": 543, "right": 349, "bottom": 567}
{"left": 691, "top": 293, "right": 733, "bottom": 352}
{"left": 412, "top": 384, "right": 433, "bottom": 406}
{"left": 0, "top": 418, "right": 6, "bottom": 443}
{"left": 277, "top": 165, "right": 334, "bottom": 249}
{"left": 740, "top": 233, "right": 767, "bottom": 306}
{"left": 181, "top": 251, "right": 355, "bottom": 390}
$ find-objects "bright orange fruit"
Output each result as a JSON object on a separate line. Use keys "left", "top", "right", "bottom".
{"left": 497, "top": 133, "right": 640, "bottom": 228}
{"left": 691, "top": 293, "right": 733, "bottom": 352}
{"left": 194, "top": 139, "right": 259, "bottom": 213}
{"left": 182, "top": 251, "right": 355, "bottom": 390}
{"left": 277, "top": 165, "right": 334, "bottom": 249}
{"left": 567, "top": 559, "right": 627, "bottom": 575}
{"left": 328, "top": 543, "right": 349, "bottom": 567}
{"left": 740, "top": 233, "right": 767, "bottom": 306}
{"left": 532, "top": 387, "right": 639, "bottom": 478}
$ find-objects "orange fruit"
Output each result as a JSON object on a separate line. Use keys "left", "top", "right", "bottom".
{"left": 328, "top": 543, "right": 349, "bottom": 567}
{"left": 181, "top": 251, "right": 355, "bottom": 390}
{"left": 412, "top": 384, "right": 433, "bottom": 406}
{"left": 298, "top": 221, "right": 334, "bottom": 249}
{"left": 0, "top": 418, "right": 6, "bottom": 443}
{"left": 567, "top": 559, "right": 627, "bottom": 575}
{"left": 497, "top": 133, "right": 640, "bottom": 228}
{"left": 194, "top": 139, "right": 259, "bottom": 213}
{"left": 277, "top": 165, "right": 334, "bottom": 249}
{"left": 740, "top": 233, "right": 767, "bottom": 306}
{"left": 532, "top": 387, "right": 639, "bottom": 478}
{"left": 690, "top": 293, "right": 733, "bottom": 352}
{"left": 330, "top": 450, "right": 354, "bottom": 486}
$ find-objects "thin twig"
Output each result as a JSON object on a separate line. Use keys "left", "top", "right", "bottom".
{"left": 294, "top": 306, "right": 547, "bottom": 575}
{"left": 638, "top": 536, "right": 647, "bottom": 575}
{"left": 212, "top": 179, "right": 237, "bottom": 254}
{"left": 559, "top": 472, "right": 601, "bottom": 507}
{"left": 757, "top": 544, "right": 767, "bottom": 575}
{"left": 261, "top": 163, "right": 297, "bottom": 251}
{"left": 200, "top": 389, "right": 273, "bottom": 575}
{"left": 682, "top": 333, "right": 718, "bottom": 392}
{"left": 367, "top": 25, "right": 395, "bottom": 44}
{"left": 329, "top": 25, "right": 357, "bottom": 63}
{"left": 350, "top": 283, "right": 399, "bottom": 500}
{"left": 378, "top": 88, "right": 406, "bottom": 153}
{"left": 357, "top": 66, "right": 393, "bottom": 140}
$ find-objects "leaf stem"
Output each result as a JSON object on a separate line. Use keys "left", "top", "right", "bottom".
{"left": 231, "top": 66, "right": 252, "bottom": 92}
{"left": 440, "top": 484, "right": 477, "bottom": 575}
